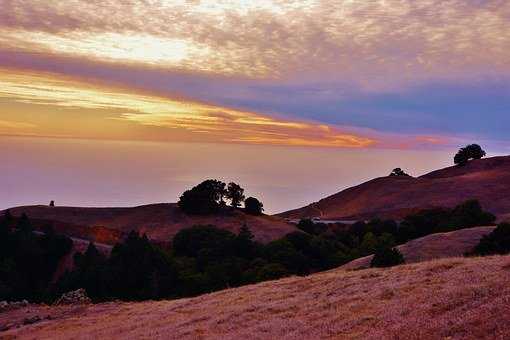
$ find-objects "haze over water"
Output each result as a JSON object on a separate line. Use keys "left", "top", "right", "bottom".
{"left": 3, "top": 136, "right": 456, "bottom": 214}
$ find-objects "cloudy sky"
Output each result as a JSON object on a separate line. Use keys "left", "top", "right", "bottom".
{"left": 1, "top": 0, "right": 509, "bottom": 148}
{"left": 1, "top": 0, "right": 509, "bottom": 210}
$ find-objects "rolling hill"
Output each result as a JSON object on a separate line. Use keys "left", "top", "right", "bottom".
{"left": 4, "top": 204, "right": 295, "bottom": 244}
{"left": 3, "top": 254, "right": 510, "bottom": 339}
{"left": 341, "top": 226, "right": 495, "bottom": 270}
{"left": 280, "top": 156, "right": 510, "bottom": 221}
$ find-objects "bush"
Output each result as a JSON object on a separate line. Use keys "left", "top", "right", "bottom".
{"left": 172, "top": 225, "right": 236, "bottom": 258}
{"left": 471, "top": 223, "right": 510, "bottom": 256}
{"left": 256, "top": 263, "right": 289, "bottom": 281}
{"left": 370, "top": 246, "right": 405, "bottom": 268}
{"left": 245, "top": 197, "right": 264, "bottom": 215}
{"left": 296, "top": 219, "right": 327, "bottom": 235}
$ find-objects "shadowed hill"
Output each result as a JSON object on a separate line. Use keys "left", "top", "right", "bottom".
{"left": 3, "top": 254, "right": 510, "bottom": 339}
{"left": 4, "top": 204, "right": 295, "bottom": 244}
{"left": 279, "top": 156, "right": 510, "bottom": 221}
{"left": 341, "top": 226, "right": 496, "bottom": 270}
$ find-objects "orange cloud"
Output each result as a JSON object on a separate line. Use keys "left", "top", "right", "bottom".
{"left": 0, "top": 69, "right": 376, "bottom": 148}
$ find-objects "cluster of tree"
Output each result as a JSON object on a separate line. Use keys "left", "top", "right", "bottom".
{"left": 54, "top": 199, "right": 495, "bottom": 302}
{"left": 0, "top": 212, "right": 73, "bottom": 302}
{"left": 395, "top": 200, "right": 495, "bottom": 243}
{"left": 178, "top": 180, "right": 263, "bottom": 216}
{"left": 389, "top": 168, "right": 411, "bottom": 177}
{"left": 2, "top": 199, "right": 495, "bottom": 303}
{"left": 469, "top": 223, "right": 510, "bottom": 256}
{"left": 454, "top": 144, "right": 486, "bottom": 166}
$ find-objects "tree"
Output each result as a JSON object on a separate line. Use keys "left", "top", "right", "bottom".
{"left": 172, "top": 225, "right": 236, "bottom": 258}
{"left": 466, "top": 144, "right": 486, "bottom": 160}
{"left": 360, "top": 232, "right": 378, "bottom": 256}
{"left": 245, "top": 197, "right": 264, "bottom": 215}
{"left": 49, "top": 201, "right": 55, "bottom": 207}
{"left": 371, "top": 246, "right": 405, "bottom": 268}
{"left": 454, "top": 144, "right": 486, "bottom": 166}
{"left": 3, "top": 210, "right": 12, "bottom": 222}
{"left": 389, "top": 168, "right": 410, "bottom": 177}
{"left": 235, "top": 224, "right": 258, "bottom": 258}
{"left": 17, "top": 213, "right": 33, "bottom": 233}
{"left": 448, "top": 199, "right": 495, "bottom": 229}
{"left": 226, "top": 182, "right": 245, "bottom": 208}
{"left": 471, "top": 223, "right": 510, "bottom": 256}
{"left": 178, "top": 180, "right": 227, "bottom": 215}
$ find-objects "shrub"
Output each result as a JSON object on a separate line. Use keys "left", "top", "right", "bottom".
{"left": 245, "top": 197, "right": 264, "bottom": 215}
{"left": 172, "top": 225, "right": 236, "bottom": 258}
{"left": 371, "top": 246, "right": 405, "bottom": 268}
{"left": 471, "top": 223, "right": 510, "bottom": 256}
{"left": 256, "top": 263, "right": 289, "bottom": 281}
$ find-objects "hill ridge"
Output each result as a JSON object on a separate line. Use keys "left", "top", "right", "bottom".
{"left": 279, "top": 155, "right": 510, "bottom": 221}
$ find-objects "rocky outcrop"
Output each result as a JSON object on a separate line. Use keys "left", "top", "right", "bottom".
{"left": 0, "top": 300, "right": 29, "bottom": 312}
{"left": 54, "top": 289, "right": 91, "bottom": 305}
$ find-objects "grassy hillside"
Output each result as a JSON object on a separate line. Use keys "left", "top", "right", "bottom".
{"left": 280, "top": 156, "right": 510, "bottom": 221}
{"left": 3, "top": 254, "right": 510, "bottom": 339}
{"left": 341, "top": 226, "right": 495, "bottom": 270}
{"left": 5, "top": 204, "right": 295, "bottom": 244}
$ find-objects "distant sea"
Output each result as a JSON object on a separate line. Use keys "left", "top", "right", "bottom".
{"left": 2, "top": 136, "right": 454, "bottom": 214}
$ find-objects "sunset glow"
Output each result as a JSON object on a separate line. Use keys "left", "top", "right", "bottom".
{"left": 1, "top": 0, "right": 509, "bottom": 210}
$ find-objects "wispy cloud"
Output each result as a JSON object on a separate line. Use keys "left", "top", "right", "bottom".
{"left": 0, "top": 0, "right": 507, "bottom": 148}
{"left": 0, "top": 70, "right": 376, "bottom": 147}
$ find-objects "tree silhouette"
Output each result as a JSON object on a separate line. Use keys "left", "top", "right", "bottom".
{"left": 371, "top": 246, "right": 405, "bottom": 268}
{"left": 178, "top": 180, "right": 227, "bottom": 215}
{"left": 454, "top": 144, "right": 486, "bottom": 166}
{"left": 245, "top": 197, "right": 264, "bottom": 215}
{"left": 389, "top": 168, "right": 410, "bottom": 177}
{"left": 226, "top": 182, "right": 245, "bottom": 208}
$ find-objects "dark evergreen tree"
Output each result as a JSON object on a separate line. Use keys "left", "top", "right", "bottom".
{"left": 371, "top": 246, "right": 405, "bottom": 268}
{"left": 471, "top": 223, "right": 510, "bottom": 256}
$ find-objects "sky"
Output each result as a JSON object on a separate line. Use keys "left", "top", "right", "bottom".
{"left": 1, "top": 0, "right": 509, "bottom": 211}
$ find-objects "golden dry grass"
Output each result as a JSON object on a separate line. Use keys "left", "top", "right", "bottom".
{"left": 3, "top": 254, "right": 510, "bottom": 339}
{"left": 281, "top": 156, "right": 510, "bottom": 220}
{"left": 341, "top": 226, "right": 496, "bottom": 270}
{"left": 6, "top": 204, "right": 295, "bottom": 244}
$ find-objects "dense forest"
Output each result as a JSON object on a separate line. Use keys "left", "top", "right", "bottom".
{"left": 0, "top": 198, "right": 500, "bottom": 303}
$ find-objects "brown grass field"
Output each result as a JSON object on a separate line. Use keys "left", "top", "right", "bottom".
{"left": 280, "top": 156, "right": 510, "bottom": 221}
{"left": 341, "top": 226, "right": 496, "bottom": 270}
{"left": 5, "top": 204, "right": 295, "bottom": 244}
{"left": 2, "top": 254, "right": 510, "bottom": 339}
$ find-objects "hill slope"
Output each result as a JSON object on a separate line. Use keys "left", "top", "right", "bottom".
{"left": 3, "top": 254, "right": 510, "bottom": 339}
{"left": 341, "top": 226, "right": 495, "bottom": 270}
{"left": 5, "top": 204, "right": 295, "bottom": 244}
{"left": 280, "top": 156, "right": 510, "bottom": 221}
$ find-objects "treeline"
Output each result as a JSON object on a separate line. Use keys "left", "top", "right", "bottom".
{"left": 56, "top": 199, "right": 496, "bottom": 302}
{"left": 0, "top": 212, "right": 73, "bottom": 302}
{"left": 0, "top": 199, "right": 499, "bottom": 303}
